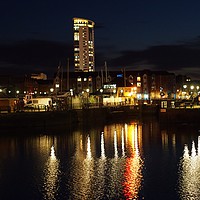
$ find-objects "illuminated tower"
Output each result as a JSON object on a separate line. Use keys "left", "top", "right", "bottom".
{"left": 73, "top": 17, "right": 95, "bottom": 72}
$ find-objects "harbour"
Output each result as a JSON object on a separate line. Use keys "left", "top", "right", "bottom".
{"left": 0, "top": 114, "right": 200, "bottom": 199}
{"left": 2, "top": 3, "right": 200, "bottom": 199}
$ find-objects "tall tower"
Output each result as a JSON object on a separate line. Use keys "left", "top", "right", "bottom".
{"left": 73, "top": 18, "right": 95, "bottom": 72}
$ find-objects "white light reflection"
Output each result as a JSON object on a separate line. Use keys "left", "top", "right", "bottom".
{"left": 107, "top": 129, "right": 123, "bottom": 199}
{"left": 43, "top": 145, "right": 60, "bottom": 200}
{"left": 70, "top": 135, "right": 94, "bottom": 199}
{"left": 95, "top": 132, "right": 106, "bottom": 199}
{"left": 179, "top": 137, "right": 200, "bottom": 199}
{"left": 198, "top": 136, "right": 200, "bottom": 156}
{"left": 114, "top": 130, "right": 118, "bottom": 158}
{"left": 50, "top": 145, "right": 56, "bottom": 159}
{"left": 101, "top": 132, "right": 106, "bottom": 159}
{"left": 191, "top": 141, "right": 196, "bottom": 157}
{"left": 81, "top": 135, "right": 94, "bottom": 197}
{"left": 86, "top": 135, "right": 92, "bottom": 159}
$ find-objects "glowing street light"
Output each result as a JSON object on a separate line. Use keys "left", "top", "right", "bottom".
{"left": 55, "top": 84, "right": 59, "bottom": 89}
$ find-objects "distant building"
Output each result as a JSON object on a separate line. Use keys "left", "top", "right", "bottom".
{"left": 73, "top": 17, "right": 95, "bottom": 72}
{"left": 0, "top": 70, "right": 186, "bottom": 105}
{"left": 31, "top": 73, "right": 47, "bottom": 80}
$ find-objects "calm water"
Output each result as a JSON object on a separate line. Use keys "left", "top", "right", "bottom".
{"left": 0, "top": 118, "right": 200, "bottom": 200}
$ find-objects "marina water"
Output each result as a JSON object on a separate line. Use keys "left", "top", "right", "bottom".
{"left": 0, "top": 118, "right": 200, "bottom": 200}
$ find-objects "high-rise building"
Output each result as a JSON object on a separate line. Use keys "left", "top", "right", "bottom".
{"left": 73, "top": 18, "right": 95, "bottom": 72}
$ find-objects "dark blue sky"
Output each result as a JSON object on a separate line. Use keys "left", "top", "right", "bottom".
{"left": 1, "top": 0, "right": 200, "bottom": 79}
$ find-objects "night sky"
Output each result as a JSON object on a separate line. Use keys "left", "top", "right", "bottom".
{"left": 1, "top": 0, "right": 200, "bottom": 79}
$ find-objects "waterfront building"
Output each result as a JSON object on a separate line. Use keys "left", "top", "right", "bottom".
{"left": 73, "top": 18, "right": 95, "bottom": 72}
{"left": 0, "top": 70, "right": 181, "bottom": 107}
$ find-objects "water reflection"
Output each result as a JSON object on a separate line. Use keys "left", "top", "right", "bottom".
{"left": 69, "top": 135, "right": 95, "bottom": 199}
{"left": 179, "top": 136, "right": 200, "bottom": 199}
{"left": 69, "top": 122, "right": 144, "bottom": 199}
{"left": 43, "top": 145, "right": 60, "bottom": 200}
{"left": 123, "top": 123, "right": 143, "bottom": 200}
{"left": 100, "top": 132, "right": 106, "bottom": 159}
{"left": 2, "top": 119, "right": 198, "bottom": 199}
{"left": 114, "top": 130, "right": 118, "bottom": 158}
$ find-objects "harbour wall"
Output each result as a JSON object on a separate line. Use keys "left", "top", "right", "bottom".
{"left": 0, "top": 110, "right": 79, "bottom": 133}
{"left": 159, "top": 108, "right": 200, "bottom": 124}
{"left": 1, "top": 105, "right": 200, "bottom": 134}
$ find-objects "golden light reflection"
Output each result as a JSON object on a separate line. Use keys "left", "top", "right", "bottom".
{"left": 179, "top": 137, "right": 200, "bottom": 199}
{"left": 121, "top": 128, "right": 125, "bottom": 157}
{"left": 43, "top": 145, "right": 60, "bottom": 200}
{"left": 172, "top": 134, "right": 176, "bottom": 150}
{"left": 123, "top": 123, "right": 143, "bottom": 200}
{"left": 70, "top": 122, "right": 143, "bottom": 199}
{"left": 161, "top": 130, "right": 168, "bottom": 150}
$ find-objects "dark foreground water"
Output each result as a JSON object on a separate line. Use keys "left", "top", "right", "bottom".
{"left": 0, "top": 118, "right": 200, "bottom": 200}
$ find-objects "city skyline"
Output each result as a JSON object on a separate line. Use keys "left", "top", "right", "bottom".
{"left": 1, "top": 1, "right": 200, "bottom": 79}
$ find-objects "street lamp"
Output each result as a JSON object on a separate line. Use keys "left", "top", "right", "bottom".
{"left": 183, "top": 85, "right": 187, "bottom": 89}
{"left": 50, "top": 88, "right": 54, "bottom": 93}
{"left": 86, "top": 89, "right": 90, "bottom": 107}
{"left": 55, "top": 84, "right": 59, "bottom": 89}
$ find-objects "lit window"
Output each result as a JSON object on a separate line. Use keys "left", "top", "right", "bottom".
{"left": 144, "top": 94, "right": 149, "bottom": 100}
{"left": 137, "top": 76, "right": 141, "bottom": 81}
{"left": 74, "top": 33, "right": 79, "bottom": 41}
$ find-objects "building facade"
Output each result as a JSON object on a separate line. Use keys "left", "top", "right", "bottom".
{"left": 73, "top": 18, "right": 95, "bottom": 72}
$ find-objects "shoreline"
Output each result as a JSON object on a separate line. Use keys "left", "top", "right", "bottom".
{"left": 1, "top": 106, "right": 200, "bottom": 133}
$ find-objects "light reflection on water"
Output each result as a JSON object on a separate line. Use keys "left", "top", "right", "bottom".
{"left": 123, "top": 123, "right": 143, "bottom": 200}
{"left": 43, "top": 145, "right": 60, "bottom": 200}
{"left": 68, "top": 123, "right": 143, "bottom": 200}
{"left": 3, "top": 119, "right": 200, "bottom": 199}
{"left": 179, "top": 136, "right": 200, "bottom": 199}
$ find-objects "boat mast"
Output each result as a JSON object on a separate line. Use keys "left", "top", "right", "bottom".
{"left": 105, "top": 61, "right": 108, "bottom": 83}
{"left": 67, "top": 58, "right": 70, "bottom": 91}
